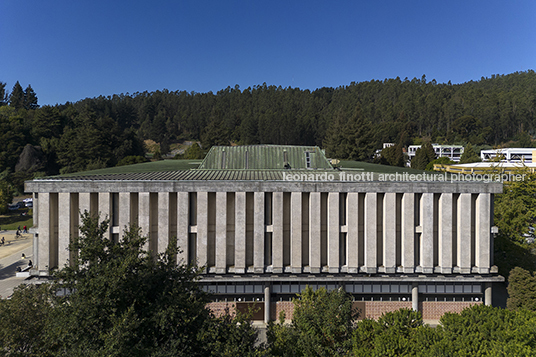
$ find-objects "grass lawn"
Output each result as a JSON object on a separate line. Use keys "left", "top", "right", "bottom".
{"left": 0, "top": 209, "right": 33, "bottom": 231}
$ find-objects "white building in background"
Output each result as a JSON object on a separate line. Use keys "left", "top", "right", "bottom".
{"left": 480, "top": 148, "right": 536, "bottom": 163}
{"left": 407, "top": 144, "right": 464, "bottom": 163}
{"left": 374, "top": 143, "right": 395, "bottom": 159}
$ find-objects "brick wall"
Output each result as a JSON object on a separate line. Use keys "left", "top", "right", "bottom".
{"left": 364, "top": 301, "right": 412, "bottom": 319}
{"left": 207, "top": 301, "right": 236, "bottom": 317}
{"left": 207, "top": 300, "right": 482, "bottom": 321}
{"left": 272, "top": 301, "right": 294, "bottom": 321}
{"left": 420, "top": 301, "right": 481, "bottom": 320}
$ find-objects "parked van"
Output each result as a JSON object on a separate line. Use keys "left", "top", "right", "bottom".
{"left": 8, "top": 202, "right": 23, "bottom": 210}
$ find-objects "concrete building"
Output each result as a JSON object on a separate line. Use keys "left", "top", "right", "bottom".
{"left": 480, "top": 148, "right": 536, "bottom": 163}
{"left": 25, "top": 145, "right": 504, "bottom": 322}
{"left": 408, "top": 144, "right": 464, "bottom": 163}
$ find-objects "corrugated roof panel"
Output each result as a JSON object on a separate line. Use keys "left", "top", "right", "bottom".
{"left": 198, "top": 145, "right": 332, "bottom": 170}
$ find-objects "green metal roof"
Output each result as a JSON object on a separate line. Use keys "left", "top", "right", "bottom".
{"left": 198, "top": 145, "right": 333, "bottom": 170}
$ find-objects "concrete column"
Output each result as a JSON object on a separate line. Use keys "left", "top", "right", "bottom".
{"left": 327, "top": 192, "right": 339, "bottom": 273}
{"left": 38, "top": 193, "right": 50, "bottom": 271}
{"left": 272, "top": 192, "right": 284, "bottom": 273}
{"left": 215, "top": 192, "right": 227, "bottom": 274}
{"left": 264, "top": 285, "right": 271, "bottom": 323}
{"left": 412, "top": 283, "right": 419, "bottom": 311}
{"left": 78, "top": 192, "right": 91, "bottom": 252}
{"left": 98, "top": 192, "right": 111, "bottom": 239}
{"left": 383, "top": 193, "right": 396, "bottom": 273}
{"left": 33, "top": 193, "right": 39, "bottom": 269}
{"left": 420, "top": 193, "right": 434, "bottom": 273}
{"left": 291, "top": 192, "right": 302, "bottom": 273}
{"left": 58, "top": 193, "right": 71, "bottom": 268}
{"left": 235, "top": 192, "right": 246, "bottom": 273}
{"left": 177, "top": 192, "right": 189, "bottom": 263}
{"left": 309, "top": 192, "right": 321, "bottom": 273}
{"left": 457, "top": 193, "right": 472, "bottom": 274}
{"left": 476, "top": 193, "right": 491, "bottom": 274}
{"left": 401, "top": 193, "right": 415, "bottom": 273}
{"left": 347, "top": 193, "right": 359, "bottom": 273}
{"left": 58, "top": 192, "right": 72, "bottom": 268}
{"left": 158, "top": 192, "right": 170, "bottom": 255}
{"left": 484, "top": 283, "right": 492, "bottom": 306}
{"left": 79, "top": 193, "right": 91, "bottom": 218}
{"left": 438, "top": 193, "right": 453, "bottom": 274}
{"left": 119, "top": 192, "right": 131, "bottom": 233}
{"left": 50, "top": 194, "right": 59, "bottom": 269}
{"left": 33, "top": 193, "right": 39, "bottom": 227}
{"left": 197, "top": 192, "right": 208, "bottom": 268}
{"left": 364, "top": 193, "right": 377, "bottom": 274}
{"left": 139, "top": 192, "right": 151, "bottom": 251}
{"left": 98, "top": 192, "right": 110, "bottom": 219}
{"left": 253, "top": 192, "right": 265, "bottom": 273}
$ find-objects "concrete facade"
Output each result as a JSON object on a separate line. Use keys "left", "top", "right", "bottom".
{"left": 26, "top": 176, "right": 503, "bottom": 321}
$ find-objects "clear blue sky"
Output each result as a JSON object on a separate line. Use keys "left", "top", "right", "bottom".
{"left": 1, "top": 0, "right": 535, "bottom": 106}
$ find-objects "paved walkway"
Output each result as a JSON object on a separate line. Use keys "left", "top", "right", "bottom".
{"left": 0, "top": 230, "right": 34, "bottom": 298}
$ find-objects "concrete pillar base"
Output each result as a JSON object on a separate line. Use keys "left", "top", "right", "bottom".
{"left": 412, "top": 283, "right": 419, "bottom": 311}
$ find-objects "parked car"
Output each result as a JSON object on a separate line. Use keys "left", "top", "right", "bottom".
{"left": 25, "top": 202, "right": 33, "bottom": 208}
{"left": 8, "top": 202, "right": 23, "bottom": 210}
{"left": 23, "top": 198, "right": 33, "bottom": 203}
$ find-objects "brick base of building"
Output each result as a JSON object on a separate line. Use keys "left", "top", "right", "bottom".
{"left": 207, "top": 300, "right": 482, "bottom": 322}
{"left": 207, "top": 301, "right": 236, "bottom": 317}
{"left": 420, "top": 301, "right": 481, "bottom": 321}
{"left": 364, "top": 301, "right": 412, "bottom": 319}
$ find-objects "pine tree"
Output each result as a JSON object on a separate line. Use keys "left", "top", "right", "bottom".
{"left": 507, "top": 267, "right": 536, "bottom": 311}
{"left": 343, "top": 107, "right": 374, "bottom": 161}
{"left": 24, "top": 84, "right": 39, "bottom": 110}
{"left": 0, "top": 82, "right": 7, "bottom": 106}
{"left": 8, "top": 81, "right": 24, "bottom": 110}
{"left": 323, "top": 111, "right": 346, "bottom": 159}
{"left": 411, "top": 141, "right": 436, "bottom": 170}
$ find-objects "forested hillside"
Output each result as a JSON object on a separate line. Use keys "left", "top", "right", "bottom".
{"left": 1, "top": 70, "right": 535, "bottom": 193}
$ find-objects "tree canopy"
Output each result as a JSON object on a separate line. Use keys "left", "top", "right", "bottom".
{"left": 0, "top": 213, "right": 261, "bottom": 356}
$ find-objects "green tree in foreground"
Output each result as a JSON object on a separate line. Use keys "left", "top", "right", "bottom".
{"left": 0, "top": 284, "right": 53, "bottom": 356}
{"left": 436, "top": 304, "right": 536, "bottom": 356}
{"left": 507, "top": 267, "right": 536, "bottom": 311}
{"left": 352, "top": 309, "right": 437, "bottom": 357}
{"left": 494, "top": 169, "right": 536, "bottom": 242}
{"left": 0, "top": 213, "right": 260, "bottom": 356}
{"left": 267, "top": 286, "right": 358, "bottom": 356}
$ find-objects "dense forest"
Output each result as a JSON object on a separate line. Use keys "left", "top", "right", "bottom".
{"left": 1, "top": 70, "right": 536, "bottom": 192}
